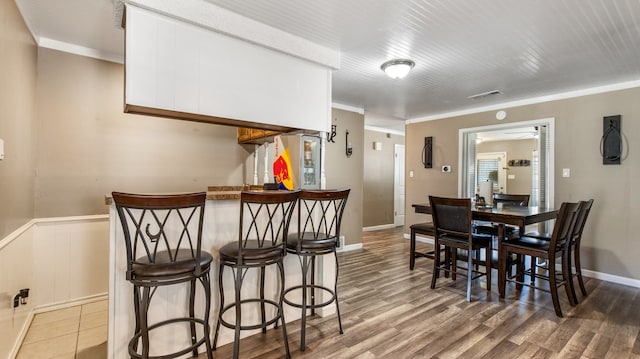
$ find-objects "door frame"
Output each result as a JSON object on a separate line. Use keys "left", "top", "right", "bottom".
{"left": 394, "top": 144, "right": 405, "bottom": 227}
{"left": 458, "top": 118, "right": 555, "bottom": 209}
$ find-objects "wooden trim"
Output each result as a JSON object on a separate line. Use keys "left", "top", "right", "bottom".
{"left": 124, "top": 104, "right": 299, "bottom": 133}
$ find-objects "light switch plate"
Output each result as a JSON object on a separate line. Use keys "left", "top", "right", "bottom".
{"left": 0, "top": 138, "right": 4, "bottom": 160}
{"left": 562, "top": 168, "right": 570, "bottom": 177}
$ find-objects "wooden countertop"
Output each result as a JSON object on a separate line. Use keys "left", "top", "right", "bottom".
{"left": 206, "top": 185, "right": 264, "bottom": 200}
{"left": 105, "top": 185, "right": 265, "bottom": 205}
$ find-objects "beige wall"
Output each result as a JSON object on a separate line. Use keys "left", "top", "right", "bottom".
{"left": 478, "top": 139, "right": 536, "bottom": 196}
{"left": 326, "top": 109, "right": 364, "bottom": 246}
{"left": 0, "top": 1, "right": 37, "bottom": 238}
{"left": 363, "top": 130, "right": 405, "bottom": 227}
{"left": 34, "top": 48, "right": 252, "bottom": 217}
{"left": 406, "top": 87, "right": 640, "bottom": 279}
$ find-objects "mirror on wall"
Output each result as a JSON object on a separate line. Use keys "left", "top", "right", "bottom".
{"left": 458, "top": 118, "right": 555, "bottom": 209}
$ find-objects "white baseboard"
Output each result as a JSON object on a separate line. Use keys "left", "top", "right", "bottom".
{"left": 33, "top": 292, "right": 108, "bottom": 314}
{"left": 9, "top": 311, "right": 34, "bottom": 359}
{"left": 337, "top": 243, "right": 363, "bottom": 252}
{"left": 403, "top": 232, "right": 434, "bottom": 244}
{"left": 581, "top": 269, "right": 640, "bottom": 289}
{"left": 402, "top": 233, "right": 640, "bottom": 289}
{"left": 363, "top": 224, "right": 398, "bottom": 232}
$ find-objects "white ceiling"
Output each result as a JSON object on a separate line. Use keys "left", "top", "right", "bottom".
{"left": 14, "top": 0, "right": 640, "bottom": 130}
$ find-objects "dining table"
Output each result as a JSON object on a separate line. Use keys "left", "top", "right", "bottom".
{"left": 411, "top": 202, "right": 559, "bottom": 296}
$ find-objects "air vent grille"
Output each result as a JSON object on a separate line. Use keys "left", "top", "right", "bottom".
{"left": 468, "top": 90, "right": 502, "bottom": 100}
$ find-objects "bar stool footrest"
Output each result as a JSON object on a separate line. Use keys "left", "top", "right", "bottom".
{"left": 218, "top": 298, "right": 283, "bottom": 331}
{"left": 283, "top": 284, "right": 336, "bottom": 310}
{"left": 128, "top": 317, "right": 210, "bottom": 359}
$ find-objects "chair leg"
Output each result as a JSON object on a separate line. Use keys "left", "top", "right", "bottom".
{"left": 563, "top": 252, "right": 577, "bottom": 307}
{"left": 201, "top": 273, "right": 213, "bottom": 359}
{"left": 515, "top": 255, "right": 524, "bottom": 291}
{"left": 189, "top": 279, "right": 198, "bottom": 357}
{"left": 548, "top": 259, "right": 563, "bottom": 317}
{"left": 498, "top": 247, "right": 507, "bottom": 298}
{"left": 451, "top": 249, "right": 457, "bottom": 281}
{"left": 300, "top": 255, "right": 309, "bottom": 351}
{"left": 530, "top": 256, "right": 537, "bottom": 284}
{"left": 311, "top": 256, "right": 316, "bottom": 316}
{"left": 132, "top": 286, "right": 141, "bottom": 354}
{"left": 485, "top": 247, "right": 491, "bottom": 291}
{"left": 141, "top": 286, "right": 151, "bottom": 359}
{"left": 575, "top": 245, "right": 588, "bottom": 297}
{"left": 213, "top": 264, "right": 225, "bottom": 350}
{"left": 431, "top": 241, "right": 440, "bottom": 289}
{"left": 233, "top": 267, "right": 243, "bottom": 359}
{"left": 444, "top": 247, "right": 450, "bottom": 278}
{"left": 333, "top": 250, "right": 344, "bottom": 335}
{"left": 277, "top": 260, "right": 291, "bottom": 359}
{"left": 466, "top": 248, "right": 473, "bottom": 302}
{"left": 260, "top": 266, "right": 267, "bottom": 333}
{"left": 410, "top": 229, "right": 416, "bottom": 270}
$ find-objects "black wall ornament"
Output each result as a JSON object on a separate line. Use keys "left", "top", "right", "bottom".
{"left": 601, "top": 115, "right": 622, "bottom": 165}
{"left": 326, "top": 124, "right": 337, "bottom": 143}
{"left": 422, "top": 136, "right": 433, "bottom": 168}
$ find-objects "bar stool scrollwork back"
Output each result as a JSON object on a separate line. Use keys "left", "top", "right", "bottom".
{"left": 112, "top": 191, "right": 213, "bottom": 359}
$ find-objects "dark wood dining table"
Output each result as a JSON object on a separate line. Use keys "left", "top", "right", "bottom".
{"left": 411, "top": 202, "right": 559, "bottom": 296}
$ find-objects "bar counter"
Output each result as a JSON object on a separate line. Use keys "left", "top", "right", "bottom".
{"left": 106, "top": 187, "right": 336, "bottom": 358}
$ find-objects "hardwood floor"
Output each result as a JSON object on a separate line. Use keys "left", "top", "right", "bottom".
{"left": 206, "top": 227, "right": 640, "bottom": 358}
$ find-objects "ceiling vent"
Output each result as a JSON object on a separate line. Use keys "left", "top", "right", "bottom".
{"left": 468, "top": 90, "right": 502, "bottom": 100}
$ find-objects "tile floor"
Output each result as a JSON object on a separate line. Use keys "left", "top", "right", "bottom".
{"left": 16, "top": 299, "right": 107, "bottom": 359}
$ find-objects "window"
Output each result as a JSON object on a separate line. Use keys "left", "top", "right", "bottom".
{"left": 477, "top": 159, "right": 499, "bottom": 191}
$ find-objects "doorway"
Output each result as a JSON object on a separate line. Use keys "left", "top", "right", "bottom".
{"left": 458, "top": 118, "right": 555, "bottom": 209}
{"left": 394, "top": 144, "right": 405, "bottom": 227}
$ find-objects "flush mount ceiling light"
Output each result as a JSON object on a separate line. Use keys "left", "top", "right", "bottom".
{"left": 381, "top": 59, "right": 415, "bottom": 79}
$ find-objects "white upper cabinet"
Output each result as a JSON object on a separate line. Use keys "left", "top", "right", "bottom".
{"left": 125, "top": 5, "right": 335, "bottom": 133}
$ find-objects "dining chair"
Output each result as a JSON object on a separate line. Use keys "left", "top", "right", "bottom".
{"left": 213, "top": 190, "right": 300, "bottom": 359}
{"left": 429, "top": 196, "right": 493, "bottom": 301}
{"left": 475, "top": 193, "right": 530, "bottom": 238}
{"left": 498, "top": 201, "right": 581, "bottom": 317}
{"left": 283, "top": 189, "right": 350, "bottom": 351}
{"left": 112, "top": 192, "right": 213, "bottom": 359}
{"left": 524, "top": 199, "right": 594, "bottom": 303}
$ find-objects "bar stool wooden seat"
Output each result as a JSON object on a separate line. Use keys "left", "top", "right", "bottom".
{"left": 112, "top": 192, "right": 213, "bottom": 359}
{"left": 213, "top": 190, "right": 300, "bottom": 359}
{"left": 284, "top": 189, "right": 350, "bottom": 351}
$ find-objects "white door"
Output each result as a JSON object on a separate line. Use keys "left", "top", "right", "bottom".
{"left": 477, "top": 152, "right": 507, "bottom": 195}
{"left": 394, "top": 144, "right": 405, "bottom": 227}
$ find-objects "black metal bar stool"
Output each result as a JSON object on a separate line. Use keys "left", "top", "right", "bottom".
{"left": 213, "top": 190, "right": 300, "bottom": 359}
{"left": 112, "top": 192, "right": 213, "bottom": 359}
{"left": 283, "top": 189, "right": 350, "bottom": 351}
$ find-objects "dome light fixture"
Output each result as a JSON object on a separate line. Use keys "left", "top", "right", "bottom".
{"left": 380, "top": 59, "right": 415, "bottom": 79}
